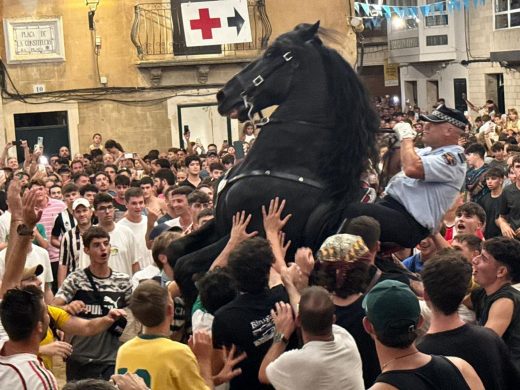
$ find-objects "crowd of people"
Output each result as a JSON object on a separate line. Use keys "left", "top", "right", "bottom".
{"left": 0, "top": 96, "right": 520, "bottom": 390}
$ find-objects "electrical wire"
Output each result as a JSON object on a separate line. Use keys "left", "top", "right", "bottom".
{"left": 0, "top": 59, "right": 219, "bottom": 106}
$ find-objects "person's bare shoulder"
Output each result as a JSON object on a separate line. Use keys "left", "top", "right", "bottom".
{"left": 446, "top": 356, "right": 484, "bottom": 390}
{"left": 369, "top": 382, "right": 399, "bottom": 390}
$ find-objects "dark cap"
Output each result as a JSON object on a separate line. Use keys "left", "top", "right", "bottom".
{"left": 362, "top": 280, "right": 420, "bottom": 336}
{"left": 206, "top": 151, "right": 218, "bottom": 158}
{"left": 22, "top": 264, "right": 44, "bottom": 281}
{"left": 420, "top": 105, "right": 468, "bottom": 130}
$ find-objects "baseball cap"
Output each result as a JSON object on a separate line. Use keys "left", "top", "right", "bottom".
{"left": 206, "top": 151, "right": 218, "bottom": 157}
{"left": 362, "top": 280, "right": 420, "bottom": 336}
{"left": 419, "top": 105, "right": 468, "bottom": 130}
{"left": 72, "top": 198, "right": 90, "bottom": 210}
{"left": 21, "top": 264, "right": 44, "bottom": 281}
{"left": 149, "top": 221, "right": 183, "bottom": 240}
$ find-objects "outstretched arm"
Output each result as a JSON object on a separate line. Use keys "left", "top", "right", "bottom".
{"left": 0, "top": 179, "right": 44, "bottom": 298}
{"left": 210, "top": 211, "right": 258, "bottom": 270}
{"left": 262, "top": 198, "right": 292, "bottom": 273}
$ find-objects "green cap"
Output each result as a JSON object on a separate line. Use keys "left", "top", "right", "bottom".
{"left": 362, "top": 280, "right": 420, "bottom": 336}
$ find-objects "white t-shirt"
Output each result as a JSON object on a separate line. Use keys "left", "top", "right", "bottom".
{"left": 82, "top": 224, "right": 138, "bottom": 276}
{"left": 266, "top": 325, "right": 364, "bottom": 390}
{"left": 0, "top": 211, "right": 10, "bottom": 243}
{"left": 0, "top": 339, "right": 58, "bottom": 389}
{"left": 117, "top": 218, "right": 153, "bottom": 268}
{"left": 0, "top": 245, "right": 54, "bottom": 290}
{"left": 131, "top": 264, "right": 160, "bottom": 290}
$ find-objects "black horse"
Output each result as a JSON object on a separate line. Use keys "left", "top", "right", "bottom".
{"left": 171, "top": 22, "right": 379, "bottom": 303}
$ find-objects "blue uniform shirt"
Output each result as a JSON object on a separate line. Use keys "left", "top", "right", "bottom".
{"left": 386, "top": 145, "right": 466, "bottom": 231}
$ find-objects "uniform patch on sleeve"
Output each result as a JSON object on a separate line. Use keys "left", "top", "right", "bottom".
{"left": 442, "top": 152, "right": 457, "bottom": 166}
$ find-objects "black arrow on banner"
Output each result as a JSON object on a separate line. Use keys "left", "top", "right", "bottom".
{"left": 227, "top": 8, "right": 245, "bottom": 35}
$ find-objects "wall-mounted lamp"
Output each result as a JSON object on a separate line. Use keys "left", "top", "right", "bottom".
{"left": 85, "top": 0, "right": 100, "bottom": 30}
{"left": 349, "top": 17, "right": 365, "bottom": 33}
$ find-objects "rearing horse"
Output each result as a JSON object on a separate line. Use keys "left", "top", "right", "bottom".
{"left": 171, "top": 22, "right": 379, "bottom": 303}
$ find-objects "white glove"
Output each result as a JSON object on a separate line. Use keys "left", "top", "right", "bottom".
{"left": 393, "top": 122, "right": 417, "bottom": 142}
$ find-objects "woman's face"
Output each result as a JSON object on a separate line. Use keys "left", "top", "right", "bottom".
{"left": 509, "top": 111, "right": 518, "bottom": 120}
{"left": 246, "top": 125, "right": 254, "bottom": 135}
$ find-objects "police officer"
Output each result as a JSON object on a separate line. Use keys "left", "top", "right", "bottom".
{"left": 342, "top": 105, "right": 468, "bottom": 247}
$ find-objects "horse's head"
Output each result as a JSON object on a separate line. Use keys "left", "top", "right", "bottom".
{"left": 217, "top": 22, "right": 322, "bottom": 121}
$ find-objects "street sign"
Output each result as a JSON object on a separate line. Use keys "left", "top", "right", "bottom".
{"left": 181, "top": 0, "right": 252, "bottom": 47}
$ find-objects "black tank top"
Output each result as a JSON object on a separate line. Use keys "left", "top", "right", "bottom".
{"left": 375, "top": 355, "right": 471, "bottom": 390}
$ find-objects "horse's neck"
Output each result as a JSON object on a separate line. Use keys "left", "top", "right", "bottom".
{"left": 272, "top": 71, "right": 331, "bottom": 124}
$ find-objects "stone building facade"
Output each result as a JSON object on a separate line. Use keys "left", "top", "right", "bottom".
{"left": 0, "top": 0, "right": 356, "bottom": 156}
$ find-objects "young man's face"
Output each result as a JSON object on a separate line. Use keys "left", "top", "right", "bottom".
{"left": 486, "top": 176, "right": 503, "bottom": 191}
{"left": 211, "top": 169, "right": 223, "bottom": 180}
{"left": 73, "top": 205, "right": 92, "bottom": 226}
{"left": 104, "top": 167, "right": 116, "bottom": 182}
{"left": 76, "top": 175, "right": 90, "bottom": 188}
{"left": 84, "top": 191, "right": 97, "bottom": 206}
{"left": 59, "top": 147, "right": 70, "bottom": 158}
{"left": 95, "top": 202, "right": 115, "bottom": 225}
{"left": 126, "top": 196, "right": 145, "bottom": 217}
{"left": 198, "top": 214, "right": 214, "bottom": 227}
{"left": 169, "top": 194, "right": 189, "bottom": 217}
{"left": 140, "top": 183, "right": 153, "bottom": 200}
{"left": 188, "top": 160, "right": 201, "bottom": 176}
{"left": 95, "top": 174, "right": 109, "bottom": 191}
{"left": 85, "top": 237, "right": 111, "bottom": 265}
{"left": 153, "top": 178, "right": 164, "bottom": 195}
{"left": 493, "top": 149, "right": 505, "bottom": 161}
{"left": 103, "top": 154, "right": 114, "bottom": 165}
{"left": 452, "top": 239, "right": 479, "bottom": 263}
{"left": 454, "top": 212, "right": 483, "bottom": 235}
{"left": 64, "top": 191, "right": 80, "bottom": 207}
{"left": 513, "top": 163, "right": 520, "bottom": 182}
{"left": 176, "top": 171, "right": 187, "bottom": 182}
{"left": 49, "top": 187, "right": 62, "bottom": 200}
{"left": 7, "top": 158, "right": 18, "bottom": 170}
{"left": 190, "top": 201, "right": 210, "bottom": 220}
{"left": 472, "top": 250, "right": 504, "bottom": 288}
{"left": 416, "top": 237, "right": 436, "bottom": 261}
{"left": 71, "top": 162, "right": 84, "bottom": 174}
{"left": 116, "top": 184, "right": 129, "bottom": 200}
{"left": 465, "top": 153, "right": 481, "bottom": 168}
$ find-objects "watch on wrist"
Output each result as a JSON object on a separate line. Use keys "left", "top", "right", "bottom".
{"left": 273, "top": 332, "right": 289, "bottom": 344}
{"left": 16, "top": 224, "right": 34, "bottom": 237}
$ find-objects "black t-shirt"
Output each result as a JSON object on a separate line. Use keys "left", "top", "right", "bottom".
{"left": 478, "top": 193, "right": 502, "bottom": 238}
{"left": 335, "top": 297, "right": 380, "bottom": 388}
{"left": 499, "top": 184, "right": 520, "bottom": 230}
{"left": 471, "top": 284, "right": 520, "bottom": 371}
{"left": 418, "top": 324, "right": 520, "bottom": 389}
{"left": 113, "top": 199, "right": 127, "bottom": 212}
{"left": 212, "top": 285, "right": 289, "bottom": 390}
{"left": 178, "top": 178, "right": 200, "bottom": 190}
{"left": 373, "top": 257, "right": 419, "bottom": 286}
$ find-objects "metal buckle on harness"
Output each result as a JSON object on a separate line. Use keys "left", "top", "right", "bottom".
{"left": 283, "top": 52, "right": 293, "bottom": 61}
{"left": 253, "top": 75, "right": 264, "bottom": 86}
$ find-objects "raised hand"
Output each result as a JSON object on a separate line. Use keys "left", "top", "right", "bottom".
{"left": 22, "top": 187, "right": 44, "bottom": 227}
{"left": 271, "top": 302, "right": 295, "bottom": 338}
{"left": 294, "top": 247, "right": 315, "bottom": 278}
{"left": 39, "top": 341, "right": 73, "bottom": 359}
{"left": 229, "top": 211, "right": 258, "bottom": 244}
{"left": 215, "top": 344, "right": 247, "bottom": 384}
{"left": 262, "top": 197, "right": 292, "bottom": 235}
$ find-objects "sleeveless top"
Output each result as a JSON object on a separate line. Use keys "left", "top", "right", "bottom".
{"left": 375, "top": 355, "right": 470, "bottom": 390}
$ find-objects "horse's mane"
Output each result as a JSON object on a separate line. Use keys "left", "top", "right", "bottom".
{"left": 314, "top": 37, "right": 379, "bottom": 203}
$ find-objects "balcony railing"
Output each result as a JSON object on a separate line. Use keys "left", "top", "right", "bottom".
{"left": 131, "top": 1, "right": 272, "bottom": 61}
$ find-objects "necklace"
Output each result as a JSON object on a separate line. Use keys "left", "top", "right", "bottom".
{"left": 382, "top": 351, "right": 420, "bottom": 370}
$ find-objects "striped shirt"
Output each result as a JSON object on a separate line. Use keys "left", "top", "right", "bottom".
{"left": 39, "top": 198, "right": 66, "bottom": 262}
{"left": 0, "top": 340, "right": 58, "bottom": 389}
{"left": 59, "top": 226, "right": 89, "bottom": 275}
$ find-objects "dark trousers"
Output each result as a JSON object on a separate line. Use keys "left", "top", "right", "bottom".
{"left": 50, "top": 261, "right": 59, "bottom": 294}
{"left": 342, "top": 196, "right": 430, "bottom": 248}
{"left": 66, "top": 359, "right": 115, "bottom": 382}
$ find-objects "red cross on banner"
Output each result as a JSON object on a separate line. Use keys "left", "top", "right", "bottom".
{"left": 190, "top": 8, "right": 221, "bottom": 40}
{"left": 181, "top": 0, "right": 252, "bottom": 47}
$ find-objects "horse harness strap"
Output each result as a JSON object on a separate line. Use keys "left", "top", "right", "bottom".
{"left": 258, "top": 117, "right": 335, "bottom": 129}
{"left": 241, "top": 51, "right": 294, "bottom": 97}
{"left": 227, "top": 169, "right": 324, "bottom": 190}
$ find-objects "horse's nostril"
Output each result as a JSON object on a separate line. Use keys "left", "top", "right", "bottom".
{"left": 216, "top": 90, "right": 225, "bottom": 102}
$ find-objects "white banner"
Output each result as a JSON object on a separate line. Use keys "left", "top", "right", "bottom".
{"left": 181, "top": 0, "right": 252, "bottom": 47}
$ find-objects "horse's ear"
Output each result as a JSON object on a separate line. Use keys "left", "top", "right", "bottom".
{"left": 295, "top": 21, "right": 320, "bottom": 41}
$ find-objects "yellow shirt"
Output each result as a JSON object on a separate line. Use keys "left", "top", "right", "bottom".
{"left": 39, "top": 305, "right": 71, "bottom": 369}
{"left": 116, "top": 335, "right": 210, "bottom": 390}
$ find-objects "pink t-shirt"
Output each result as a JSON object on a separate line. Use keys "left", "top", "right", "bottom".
{"left": 39, "top": 198, "right": 66, "bottom": 262}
